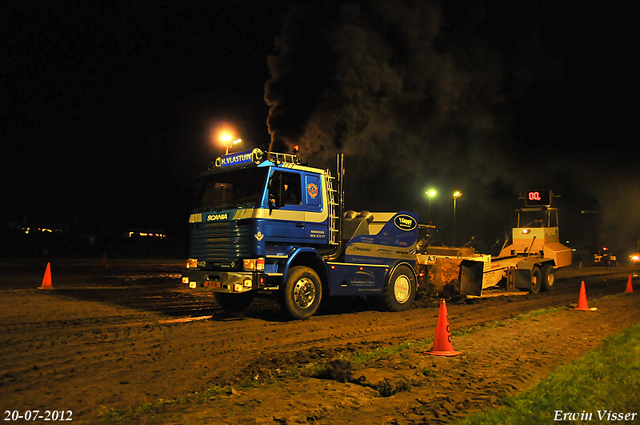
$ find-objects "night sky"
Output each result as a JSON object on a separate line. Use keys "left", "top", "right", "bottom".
{"left": 3, "top": 1, "right": 639, "bottom": 256}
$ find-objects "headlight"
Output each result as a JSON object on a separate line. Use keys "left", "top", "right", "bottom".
{"left": 631, "top": 254, "right": 640, "bottom": 262}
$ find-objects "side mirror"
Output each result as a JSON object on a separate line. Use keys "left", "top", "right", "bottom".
{"left": 268, "top": 173, "right": 284, "bottom": 209}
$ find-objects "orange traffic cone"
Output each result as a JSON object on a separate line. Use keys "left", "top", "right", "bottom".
{"left": 425, "top": 299, "right": 462, "bottom": 357}
{"left": 38, "top": 262, "right": 53, "bottom": 290}
{"left": 625, "top": 275, "right": 633, "bottom": 293}
{"left": 574, "top": 281, "right": 596, "bottom": 311}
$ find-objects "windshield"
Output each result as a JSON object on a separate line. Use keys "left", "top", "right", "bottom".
{"left": 518, "top": 209, "right": 558, "bottom": 228}
{"left": 195, "top": 168, "right": 268, "bottom": 211}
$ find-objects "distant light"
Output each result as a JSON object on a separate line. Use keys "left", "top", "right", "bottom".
{"left": 453, "top": 191, "right": 462, "bottom": 199}
{"left": 425, "top": 189, "right": 437, "bottom": 198}
{"left": 220, "top": 133, "right": 232, "bottom": 142}
{"left": 128, "top": 232, "right": 166, "bottom": 238}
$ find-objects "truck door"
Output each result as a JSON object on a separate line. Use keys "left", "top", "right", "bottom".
{"left": 304, "top": 174, "right": 327, "bottom": 243}
{"left": 267, "top": 170, "right": 306, "bottom": 241}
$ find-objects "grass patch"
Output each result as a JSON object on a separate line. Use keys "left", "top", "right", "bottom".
{"left": 350, "top": 340, "right": 431, "bottom": 364}
{"left": 347, "top": 305, "right": 567, "bottom": 365}
{"left": 453, "top": 306, "right": 567, "bottom": 336}
{"left": 455, "top": 322, "right": 640, "bottom": 425}
{"left": 93, "top": 397, "right": 191, "bottom": 425}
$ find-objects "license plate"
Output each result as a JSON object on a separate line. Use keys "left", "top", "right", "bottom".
{"left": 204, "top": 281, "right": 222, "bottom": 288}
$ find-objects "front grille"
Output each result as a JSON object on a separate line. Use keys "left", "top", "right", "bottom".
{"left": 188, "top": 220, "right": 252, "bottom": 265}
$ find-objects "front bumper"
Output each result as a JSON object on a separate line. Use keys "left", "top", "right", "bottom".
{"left": 182, "top": 270, "right": 266, "bottom": 293}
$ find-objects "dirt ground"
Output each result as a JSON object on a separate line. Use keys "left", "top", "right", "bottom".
{"left": 1, "top": 259, "right": 639, "bottom": 424}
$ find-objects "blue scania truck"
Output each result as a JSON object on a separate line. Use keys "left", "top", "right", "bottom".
{"left": 182, "top": 147, "right": 419, "bottom": 319}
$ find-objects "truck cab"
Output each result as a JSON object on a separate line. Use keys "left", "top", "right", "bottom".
{"left": 182, "top": 148, "right": 419, "bottom": 319}
{"left": 499, "top": 206, "right": 571, "bottom": 268}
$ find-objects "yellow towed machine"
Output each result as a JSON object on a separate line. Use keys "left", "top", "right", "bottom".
{"left": 416, "top": 190, "right": 572, "bottom": 297}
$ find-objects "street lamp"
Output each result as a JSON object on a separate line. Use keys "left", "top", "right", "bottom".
{"left": 453, "top": 191, "right": 462, "bottom": 246}
{"left": 221, "top": 133, "right": 242, "bottom": 155}
{"left": 425, "top": 189, "right": 437, "bottom": 220}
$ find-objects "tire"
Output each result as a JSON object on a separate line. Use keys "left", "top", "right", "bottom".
{"left": 540, "top": 264, "right": 555, "bottom": 292}
{"left": 383, "top": 264, "right": 417, "bottom": 312}
{"left": 529, "top": 266, "right": 542, "bottom": 294}
{"left": 280, "top": 266, "right": 322, "bottom": 320}
{"left": 214, "top": 292, "right": 254, "bottom": 312}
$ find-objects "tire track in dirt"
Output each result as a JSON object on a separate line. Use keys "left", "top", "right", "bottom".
{"left": 164, "top": 292, "right": 640, "bottom": 425}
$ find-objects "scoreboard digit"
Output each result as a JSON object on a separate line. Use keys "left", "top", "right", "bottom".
{"left": 525, "top": 190, "right": 551, "bottom": 207}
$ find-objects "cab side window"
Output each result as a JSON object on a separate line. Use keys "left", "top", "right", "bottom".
{"left": 275, "top": 171, "right": 301, "bottom": 205}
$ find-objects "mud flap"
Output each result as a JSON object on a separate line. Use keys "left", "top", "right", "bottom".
{"left": 514, "top": 268, "right": 532, "bottom": 291}
{"left": 459, "top": 260, "right": 483, "bottom": 296}
{"left": 506, "top": 269, "right": 517, "bottom": 291}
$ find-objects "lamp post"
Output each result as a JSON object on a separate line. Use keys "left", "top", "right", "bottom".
{"left": 425, "top": 189, "right": 437, "bottom": 221}
{"left": 221, "top": 133, "right": 242, "bottom": 154}
{"left": 453, "top": 191, "right": 462, "bottom": 246}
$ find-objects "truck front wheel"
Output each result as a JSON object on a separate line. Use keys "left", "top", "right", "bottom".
{"left": 280, "top": 266, "right": 322, "bottom": 320}
{"left": 383, "top": 264, "right": 417, "bottom": 312}
{"left": 214, "top": 292, "right": 255, "bottom": 312}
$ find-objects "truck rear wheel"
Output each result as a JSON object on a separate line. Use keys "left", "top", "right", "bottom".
{"left": 540, "top": 264, "right": 555, "bottom": 292}
{"left": 280, "top": 266, "right": 322, "bottom": 320}
{"left": 383, "top": 264, "right": 416, "bottom": 312}
{"left": 529, "top": 266, "right": 542, "bottom": 294}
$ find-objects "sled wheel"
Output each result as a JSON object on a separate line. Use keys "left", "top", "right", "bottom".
{"left": 529, "top": 266, "right": 542, "bottom": 294}
{"left": 540, "top": 264, "right": 555, "bottom": 292}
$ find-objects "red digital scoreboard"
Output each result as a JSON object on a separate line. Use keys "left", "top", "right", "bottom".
{"left": 525, "top": 190, "right": 552, "bottom": 207}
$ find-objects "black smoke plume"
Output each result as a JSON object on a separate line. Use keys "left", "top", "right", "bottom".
{"left": 263, "top": 0, "right": 639, "bottom": 255}
{"left": 264, "top": 1, "right": 515, "bottom": 242}
{"left": 265, "top": 1, "right": 506, "bottom": 162}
